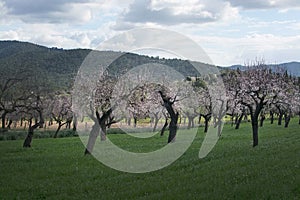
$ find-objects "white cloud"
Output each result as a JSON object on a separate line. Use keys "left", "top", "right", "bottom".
{"left": 117, "top": 0, "right": 240, "bottom": 26}
{"left": 0, "top": 0, "right": 299, "bottom": 66}
{"left": 0, "top": 1, "right": 8, "bottom": 23}
{"left": 0, "top": 0, "right": 104, "bottom": 24}
{"left": 0, "top": 30, "right": 20, "bottom": 40}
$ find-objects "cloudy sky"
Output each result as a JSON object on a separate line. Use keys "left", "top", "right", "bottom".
{"left": 0, "top": 0, "right": 299, "bottom": 66}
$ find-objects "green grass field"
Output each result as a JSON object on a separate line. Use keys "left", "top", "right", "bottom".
{"left": 0, "top": 120, "right": 299, "bottom": 199}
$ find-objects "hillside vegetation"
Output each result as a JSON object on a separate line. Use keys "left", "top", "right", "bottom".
{"left": 0, "top": 40, "right": 205, "bottom": 91}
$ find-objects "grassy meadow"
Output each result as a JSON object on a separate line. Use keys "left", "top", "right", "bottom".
{"left": 0, "top": 120, "right": 299, "bottom": 199}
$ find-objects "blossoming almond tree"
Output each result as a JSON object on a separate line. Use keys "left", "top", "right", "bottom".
{"left": 51, "top": 93, "right": 73, "bottom": 138}
{"left": 232, "top": 62, "right": 292, "bottom": 147}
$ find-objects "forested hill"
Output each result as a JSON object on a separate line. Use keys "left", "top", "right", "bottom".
{"left": 0, "top": 40, "right": 202, "bottom": 91}
{"left": 0, "top": 41, "right": 91, "bottom": 90}
{"left": 1, "top": 40, "right": 298, "bottom": 92}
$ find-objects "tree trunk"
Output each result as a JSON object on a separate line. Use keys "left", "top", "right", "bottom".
{"left": 84, "top": 123, "right": 100, "bottom": 155}
{"left": 134, "top": 117, "right": 137, "bottom": 128}
{"left": 66, "top": 121, "right": 71, "bottom": 129}
{"left": 84, "top": 108, "right": 112, "bottom": 154}
{"left": 7, "top": 120, "right": 12, "bottom": 129}
{"left": 127, "top": 118, "right": 131, "bottom": 126}
{"left": 191, "top": 118, "right": 195, "bottom": 128}
{"left": 252, "top": 119, "right": 259, "bottom": 147}
{"left": 235, "top": 114, "right": 238, "bottom": 125}
{"left": 53, "top": 122, "right": 66, "bottom": 138}
{"left": 270, "top": 111, "right": 274, "bottom": 124}
{"left": 73, "top": 115, "right": 77, "bottom": 131}
{"left": 235, "top": 113, "right": 244, "bottom": 129}
{"left": 160, "top": 117, "right": 168, "bottom": 136}
{"left": 100, "top": 121, "right": 107, "bottom": 141}
{"left": 230, "top": 114, "right": 234, "bottom": 127}
{"left": 260, "top": 114, "right": 265, "bottom": 127}
{"left": 23, "top": 110, "right": 44, "bottom": 147}
{"left": 278, "top": 113, "right": 283, "bottom": 126}
{"left": 153, "top": 115, "right": 159, "bottom": 132}
{"left": 168, "top": 113, "right": 178, "bottom": 143}
{"left": 250, "top": 101, "right": 264, "bottom": 147}
{"left": 1, "top": 112, "right": 7, "bottom": 129}
{"left": 23, "top": 129, "right": 34, "bottom": 147}
{"left": 284, "top": 113, "right": 291, "bottom": 128}
{"left": 100, "top": 124, "right": 106, "bottom": 141}
{"left": 49, "top": 118, "right": 53, "bottom": 126}
{"left": 187, "top": 116, "right": 192, "bottom": 129}
{"left": 203, "top": 115, "right": 210, "bottom": 133}
{"left": 95, "top": 109, "right": 113, "bottom": 142}
{"left": 158, "top": 91, "right": 179, "bottom": 143}
{"left": 217, "top": 122, "right": 222, "bottom": 136}
{"left": 198, "top": 115, "right": 201, "bottom": 125}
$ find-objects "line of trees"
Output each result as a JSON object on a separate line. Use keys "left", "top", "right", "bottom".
{"left": 1, "top": 59, "right": 299, "bottom": 151}
{"left": 223, "top": 61, "right": 299, "bottom": 146}
{"left": 77, "top": 60, "right": 299, "bottom": 154}
{"left": 0, "top": 64, "right": 76, "bottom": 147}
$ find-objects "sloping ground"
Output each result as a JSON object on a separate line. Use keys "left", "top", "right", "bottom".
{"left": 0, "top": 120, "right": 299, "bottom": 199}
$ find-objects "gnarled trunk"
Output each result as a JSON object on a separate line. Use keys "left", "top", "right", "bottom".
{"left": 84, "top": 109, "right": 113, "bottom": 155}
{"left": 160, "top": 117, "right": 168, "bottom": 136}
{"left": 100, "top": 120, "right": 107, "bottom": 141}
{"left": 203, "top": 114, "right": 211, "bottom": 133}
{"left": 23, "top": 109, "right": 44, "bottom": 147}
{"left": 168, "top": 113, "right": 178, "bottom": 143}
{"left": 260, "top": 114, "right": 265, "bottom": 127}
{"left": 158, "top": 91, "right": 179, "bottom": 143}
{"left": 84, "top": 123, "right": 100, "bottom": 155}
{"left": 198, "top": 115, "right": 201, "bottom": 125}
{"left": 235, "top": 113, "right": 244, "bottom": 130}
{"left": 53, "top": 121, "right": 66, "bottom": 138}
{"left": 23, "top": 118, "right": 44, "bottom": 148}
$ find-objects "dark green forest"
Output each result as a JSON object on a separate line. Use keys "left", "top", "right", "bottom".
{"left": 0, "top": 40, "right": 207, "bottom": 92}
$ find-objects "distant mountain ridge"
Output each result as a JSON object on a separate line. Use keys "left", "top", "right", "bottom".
{"left": 225, "top": 62, "right": 300, "bottom": 77}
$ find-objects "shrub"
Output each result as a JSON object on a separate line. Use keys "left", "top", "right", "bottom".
{"left": 7, "top": 134, "right": 17, "bottom": 140}
{"left": 34, "top": 132, "right": 42, "bottom": 138}
{"left": 58, "top": 130, "right": 77, "bottom": 138}
{"left": 0, "top": 135, "right": 6, "bottom": 140}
